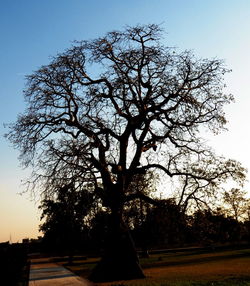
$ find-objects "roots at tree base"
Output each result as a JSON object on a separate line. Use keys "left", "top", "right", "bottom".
{"left": 88, "top": 223, "right": 145, "bottom": 282}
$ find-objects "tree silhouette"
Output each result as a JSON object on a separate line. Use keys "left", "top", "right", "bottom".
{"left": 223, "top": 188, "right": 249, "bottom": 222}
{"left": 39, "top": 183, "right": 96, "bottom": 253}
{"left": 6, "top": 24, "right": 246, "bottom": 282}
{"left": 175, "top": 158, "right": 246, "bottom": 214}
{"left": 191, "top": 209, "right": 242, "bottom": 244}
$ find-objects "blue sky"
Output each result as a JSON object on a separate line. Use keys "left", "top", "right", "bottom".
{"left": 1, "top": 0, "right": 250, "bottom": 242}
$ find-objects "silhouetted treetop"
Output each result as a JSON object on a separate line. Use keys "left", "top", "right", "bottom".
{"left": 7, "top": 24, "right": 239, "bottom": 197}
{"left": 6, "top": 24, "right": 246, "bottom": 282}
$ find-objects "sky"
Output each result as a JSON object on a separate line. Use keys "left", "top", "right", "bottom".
{"left": 0, "top": 0, "right": 250, "bottom": 243}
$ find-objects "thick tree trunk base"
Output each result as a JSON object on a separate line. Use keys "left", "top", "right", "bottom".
{"left": 88, "top": 227, "right": 145, "bottom": 282}
{"left": 88, "top": 255, "right": 145, "bottom": 282}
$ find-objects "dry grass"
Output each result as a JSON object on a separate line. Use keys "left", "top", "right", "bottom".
{"left": 142, "top": 249, "right": 250, "bottom": 279}
{"left": 65, "top": 248, "right": 250, "bottom": 286}
{"left": 143, "top": 255, "right": 250, "bottom": 283}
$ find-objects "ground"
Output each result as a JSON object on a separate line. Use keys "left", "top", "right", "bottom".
{"left": 59, "top": 246, "right": 250, "bottom": 286}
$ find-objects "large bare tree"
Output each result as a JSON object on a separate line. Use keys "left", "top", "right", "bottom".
{"left": 7, "top": 24, "right": 246, "bottom": 281}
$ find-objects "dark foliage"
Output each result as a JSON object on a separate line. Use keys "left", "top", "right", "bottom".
{"left": 0, "top": 243, "right": 29, "bottom": 286}
{"left": 40, "top": 194, "right": 250, "bottom": 254}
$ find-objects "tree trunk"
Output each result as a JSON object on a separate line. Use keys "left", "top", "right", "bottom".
{"left": 88, "top": 208, "right": 145, "bottom": 282}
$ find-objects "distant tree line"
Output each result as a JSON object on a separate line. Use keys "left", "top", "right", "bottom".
{"left": 39, "top": 183, "right": 250, "bottom": 254}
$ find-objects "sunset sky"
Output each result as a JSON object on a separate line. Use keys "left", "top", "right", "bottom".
{"left": 0, "top": 0, "right": 250, "bottom": 242}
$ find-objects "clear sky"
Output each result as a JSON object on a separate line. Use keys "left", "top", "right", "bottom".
{"left": 0, "top": 0, "right": 250, "bottom": 242}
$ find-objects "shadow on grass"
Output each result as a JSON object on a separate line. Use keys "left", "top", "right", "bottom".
{"left": 109, "top": 277, "right": 250, "bottom": 286}
{"left": 141, "top": 249, "right": 250, "bottom": 269}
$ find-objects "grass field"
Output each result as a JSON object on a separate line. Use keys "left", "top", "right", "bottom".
{"left": 63, "top": 247, "right": 250, "bottom": 286}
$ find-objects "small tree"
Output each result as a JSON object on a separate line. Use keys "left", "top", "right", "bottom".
{"left": 39, "top": 183, "right": 96, "bottom": 253}
{"left": 175, "top": 157, "right": 246, "bottom": 214}
{"left": 223, "top": 188, "right": 248, "bottom": 222}
{"left": 7, "top": 24, "right": 246, "bottom": 282}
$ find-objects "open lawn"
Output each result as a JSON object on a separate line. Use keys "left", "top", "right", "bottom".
{"left": 63, "top": 247, "right": 250, "bottom": 286}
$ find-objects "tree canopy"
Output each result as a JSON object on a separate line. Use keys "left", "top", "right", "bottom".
{"left": 8, "top": 24, "right": 245, "bottom": 202}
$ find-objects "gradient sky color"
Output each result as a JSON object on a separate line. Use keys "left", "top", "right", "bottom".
{"left": 0, "top": 0, "right": 250, "bottom": 242}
